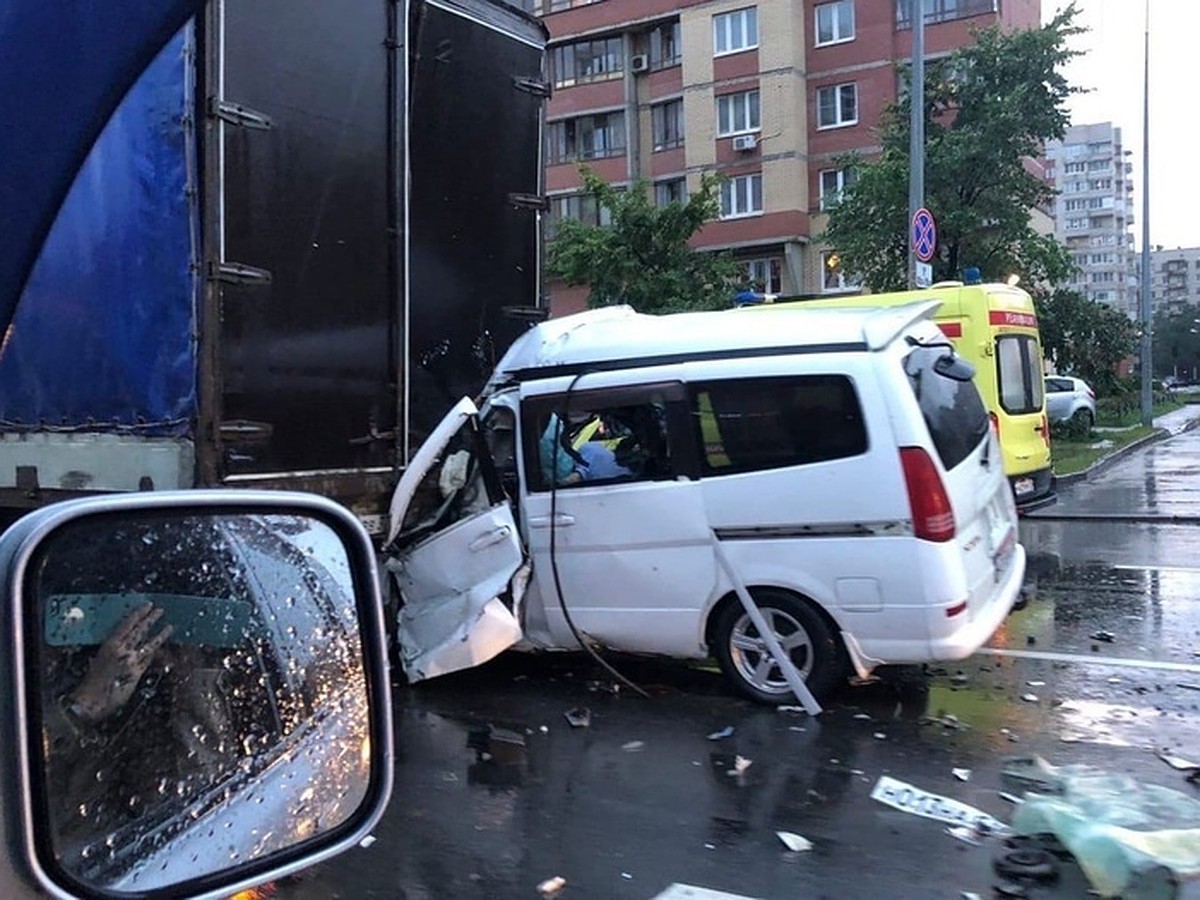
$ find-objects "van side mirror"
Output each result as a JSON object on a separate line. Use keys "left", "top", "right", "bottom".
{"left": 0, "top": 491, "right": 393, "bottom": 898}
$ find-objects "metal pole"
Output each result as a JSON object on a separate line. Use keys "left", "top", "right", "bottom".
{"left": 1140, "top": 0, "right": 1152, "bottom": 426}
{"left": 907, "top": 0, "right": 925, "bottom": 290}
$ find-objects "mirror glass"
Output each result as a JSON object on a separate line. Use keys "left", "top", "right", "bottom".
{"left": 28, "top": 511, "right": 371, "bottom": 892}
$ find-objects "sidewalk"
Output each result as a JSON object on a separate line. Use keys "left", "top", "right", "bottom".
{"left": 1056, "top": 403, "right": 1200, "bottom": 486}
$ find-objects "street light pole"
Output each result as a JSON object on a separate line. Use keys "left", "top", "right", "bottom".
{"left": 1140, "top": 0, "right": 1152, "bottom": 426}
{"left": 907, "top": 0, "right": 925, "bottom": 290}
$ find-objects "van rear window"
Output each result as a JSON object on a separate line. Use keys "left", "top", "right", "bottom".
{"left": 904, "top": 344, "right": 989, "bottom": 471}
{"left": 996, "top": 334, "right": 1044, "bottom": 415}
{"left": 690, "top": 375, "right": 867, "bottom": 475}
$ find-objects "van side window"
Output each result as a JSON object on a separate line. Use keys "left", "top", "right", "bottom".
{"left": 690, "top": 375, "right": 867, "bottom": 475}
{"left": 996, "top": 335, "right": 1045, "bottom": 415}
{"left": 522, "top": 390, "right": 678, "bottom": 491}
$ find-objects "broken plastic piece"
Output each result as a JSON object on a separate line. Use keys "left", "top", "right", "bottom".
{"left": 1158, "top": 751, "right": 1200, "bottom": 772}
{"left": 622, "top": 741, "right": 645, "bottom": 752}
{"left": 946, "top": 825, "right": 981, "bottom": 846}
{"left": 1021, "top": 693, "right": 1039, "bottom": 703}
{"left": 728, "top": 755, "right": 752, "bottom": 776}
{"left": 359, "top": 834, "right": 377, "bottom": 848}
{"left": 1090, "top": 630, "right": 1115, "bottom": 643}
{"left": 1011, "top": 760, "right": 1200, "bottom": 897}
{"left": 564, "top": 707, "right": 591, "bottom": 728}
{"left": 537, "top": 875, "right": 567, "bottom": 896}
{"left": 777, "top": 705, "right": 806, "bottom": 714}
{"left": 777, "top": 831, "right": 813, "bottom": 852}
{"left": 953, "top": 768, "right": 972, "bottom": 782}
{"left": 707, "top": 726, "right": 735, "bottom": 740}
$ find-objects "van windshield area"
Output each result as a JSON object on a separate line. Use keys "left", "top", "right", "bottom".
{"left": 904, "top": 344, "right": 989, "bottom": 470}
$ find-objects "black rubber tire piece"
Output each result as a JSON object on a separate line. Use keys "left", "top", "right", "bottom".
{"left": 993, "top": 848, "right": 1059, "bottom": 883}
{"left": 711, "top": 588, "right": 845, "bottom": 705}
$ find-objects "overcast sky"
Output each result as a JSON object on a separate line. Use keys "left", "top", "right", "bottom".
{"left": 1046, "top": 0, "right": 1194, "bottom": 251}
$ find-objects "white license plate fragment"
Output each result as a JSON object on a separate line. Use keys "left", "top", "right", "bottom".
{"left": 870, "top": 775, "right": 1010, "bottom": 833}
{"left": 1014, "top": 477, "right": 1034, "bottom": 496}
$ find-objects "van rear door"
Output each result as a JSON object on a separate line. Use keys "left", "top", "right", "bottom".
{"left": 993, "top": 332, "right": 1051, "bottom": 503}
{"left": 902, "top": 341, "right": 1017, "bottom": 602}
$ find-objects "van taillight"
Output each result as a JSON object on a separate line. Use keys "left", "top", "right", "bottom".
{"left": 900, "top": 447, "right": 956, "bottom": 542}
{"left": 988, "top": 412, "right": 999, "bottom": 437}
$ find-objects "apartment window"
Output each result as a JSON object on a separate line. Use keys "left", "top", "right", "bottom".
{"left": 821, "top": 250, "right": 857, "bottom": 292}
{"left": 815, "top": 1, "right": 855, "bottom": 45}
{"left": 818, "top": 167, "right": 857, "bottom": 211}
{"left": 1064, "top": 162, "right": 1086, "bottom": 175}
{"left": 654, "top": 178, "right": 688, "bottom": 207}
{"left": 720, "top": 174, "right": 763, "bottom": 218}
{"left": 1065, "top": 217, "right": 1087, "bottom": 231}
{"left": 714, "top": 7, "right": 758, "bottom": 55}
{"left": 547, "top": 112, "right": 626, "bottom": 164}
{"left": 648, "top": 20, "right": 681, "bottom": 69}
{"left": 896, "top": 0, "right": 996, "bottom": 28}
{"left": 551, "top": 36, "right": 624, "bottom": 88}
{"left": 652, "top": 100, "right": 684, "bottom": 151}
{"left": 716, "top": 91, "right": 760, "bottom": 136}
{"left": 547, "top": 193, "right": 614, "bottom": 237}
{"left": 816, "top": 83, "right": 857, "bottom": 128}
{"left": 741, "top": 258, "right": 783, "bottom": 293}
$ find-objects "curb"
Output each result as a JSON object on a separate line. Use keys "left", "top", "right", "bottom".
{"left": 1054, "top": 414, "right": 1200, "bottom": 488}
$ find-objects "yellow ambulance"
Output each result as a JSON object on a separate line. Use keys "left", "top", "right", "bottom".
{"left": 755, "top": 282, "right": 1055, "bottom": 512}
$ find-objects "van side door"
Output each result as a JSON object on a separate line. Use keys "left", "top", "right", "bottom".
{"left": 517, "top": 382, "right": 717, "bottom": 657}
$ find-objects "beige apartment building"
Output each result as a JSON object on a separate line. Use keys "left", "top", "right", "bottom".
{"left": 528, "top": 0, "right": 1041, "bottom": 316}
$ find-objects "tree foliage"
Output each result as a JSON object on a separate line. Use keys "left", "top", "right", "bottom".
{"left": 1037, "top": 288, "right": 1137, "bottom": 394}
{"left": 822, "top": 5, "right": 1085, "bottom": 292}
{"left": 1151, "top": 303, "right": 1200, "bottom": 381}
{"left": 545, "top": 167, "right": 739, "bottom": 314}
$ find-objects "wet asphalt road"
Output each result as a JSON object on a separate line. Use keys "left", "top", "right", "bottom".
{"left": 281, "top": 423, "right": 1200, "bottom": 900}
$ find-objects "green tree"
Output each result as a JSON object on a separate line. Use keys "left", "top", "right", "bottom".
{"left": 1151, "top": 303, "right": 1200, "bottom": 381}
{"left": 546, "top": 167, "right": 739, "bottom": 314}
{"left": 822, "top": 5, "right": 1084, "bottom": 291}
{"left": 1037, "top": 288, "right": 1137, "bottom": 394}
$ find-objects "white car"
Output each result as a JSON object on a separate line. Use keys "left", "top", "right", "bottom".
{"left": 384, "top": 304, "right": 1026, "bottom": 704}
{"left": 1045, "top": 375, "right": 1096, "bottom": 427}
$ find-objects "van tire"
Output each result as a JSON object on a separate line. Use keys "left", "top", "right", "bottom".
{"left": 711, "top": 589, "right": 844, "bottom": 705}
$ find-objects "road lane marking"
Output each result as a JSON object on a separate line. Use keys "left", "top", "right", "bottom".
{"left": 978, "top": 647, "right": 1200, "bottom": 674}
{"left": 1109, "top": 563, "right": 1200, "bottom": 574}
{"left": 652, "top": 886, "right": 760, "bottom": 900}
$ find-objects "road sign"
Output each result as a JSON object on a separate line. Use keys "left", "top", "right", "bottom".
{"left": 912, "top": 208, "right": 937, "bottom": 263}
{"left": 915, "top": 261, "right": 933, "bottom": 288}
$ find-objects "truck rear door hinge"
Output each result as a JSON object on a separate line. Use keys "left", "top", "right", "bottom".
{"left": 513, "top": 76, "right": 552, "bottom": 99}
{"left": 208, "top": 97, "right": 274, "bottom": 131}
{"left": 208, "top": 261, "right": 273, "bottom": 285}
{"left": 509, "top": 193, "right": 549, "bottom": 211}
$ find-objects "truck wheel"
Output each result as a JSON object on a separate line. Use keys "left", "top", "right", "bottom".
{"left": 711, "top": 589, "right": 844, "bottom": 705}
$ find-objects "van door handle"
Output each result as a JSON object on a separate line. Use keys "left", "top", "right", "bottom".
{"left": 528, "top": 514, "right": 575, "bottom": 528}
{"left": 468, "top": 526, "right": 512, "bottom": 552}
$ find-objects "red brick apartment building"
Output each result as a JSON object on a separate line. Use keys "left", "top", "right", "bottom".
{"left": 530, "top": 0, "right": 1041, "bottom": 316}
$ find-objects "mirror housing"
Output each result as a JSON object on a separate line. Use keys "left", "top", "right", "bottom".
{"left": 0, "top": 490, "right": 393, "bottom": 899}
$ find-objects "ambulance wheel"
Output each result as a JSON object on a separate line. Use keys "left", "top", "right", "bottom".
{"left": 711, "top": 589, "right": 844, "bottom": 705}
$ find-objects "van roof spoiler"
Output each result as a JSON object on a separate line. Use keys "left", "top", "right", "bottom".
{"left": 861, "top": 300, "right": 942, "bottom": 351}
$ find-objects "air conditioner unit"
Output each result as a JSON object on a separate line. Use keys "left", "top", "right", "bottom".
{"left": 631, "top": 54, "right": 650, "bottom": 74}
{"left": 732, "top": 134, "right": 758, "bottom": 152}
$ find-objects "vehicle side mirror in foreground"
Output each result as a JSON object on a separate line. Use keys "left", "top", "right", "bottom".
{"left": 0, "top": 491, "right": 393, "bottom": 899}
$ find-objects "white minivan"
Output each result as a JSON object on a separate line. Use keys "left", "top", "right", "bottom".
{"left": 383, "top": 302, "right": 1025, "bottom": 703}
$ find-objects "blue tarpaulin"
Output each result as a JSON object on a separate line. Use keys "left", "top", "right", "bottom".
{"left": 0, "top": 27, "right": 197, "bottom": 434}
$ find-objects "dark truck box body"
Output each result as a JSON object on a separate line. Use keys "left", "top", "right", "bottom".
{"left": 0, "top": 0, "right": 546, "bottom": 534}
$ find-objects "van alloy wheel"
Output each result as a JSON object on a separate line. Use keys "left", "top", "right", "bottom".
{"left": 712, "top": 589, "right": 844, "bottom": 704}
